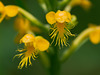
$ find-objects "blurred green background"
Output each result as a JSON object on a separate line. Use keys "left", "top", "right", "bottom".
{"left": 0, "top": 0, "right": 100, "bottom": 75}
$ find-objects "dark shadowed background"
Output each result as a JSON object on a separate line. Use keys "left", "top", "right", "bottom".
{"left": 0, "top": 0, "right": 100, "bottom": 75}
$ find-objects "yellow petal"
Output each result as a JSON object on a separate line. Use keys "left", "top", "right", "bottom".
{"left": 89, "top": 30, "right": 100, "bottom": 44}
{"left": 65, "top": 11, "right": 71, "bottom": 23}
{"left": 5, "top": 5, "right": 18, "bottom": 17}
{"left": 20, "top": 34, "right": 35, "bottom": 45}
{"left": 46, "top": 11, "right": 56, "bottom": 24}
{"left": 0, "top": 1, "right": 4, "bottom": 12}
{"left": 34, "top": 36, "right": 49, "bottom": 51}
{"left": 55, "top": 10, "right": 68, "bottom": 23}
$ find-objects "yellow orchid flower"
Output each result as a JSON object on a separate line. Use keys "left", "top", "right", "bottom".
{"left": 89, "top": 24, "right": 100, "bottom": 44}
{"left": 14, "top": 34, "right": 50, "bottom": 69}
{"left": 0, "top": 1, "right": 18, "bottom": 23}
{"left": 46, "top": 10, "right": 74, "bottom": 47}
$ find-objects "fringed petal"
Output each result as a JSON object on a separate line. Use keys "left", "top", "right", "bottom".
{"left": 50, "top": 23, "right": 74, "bottom": 47}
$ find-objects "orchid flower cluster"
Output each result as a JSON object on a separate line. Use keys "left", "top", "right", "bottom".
{"left": 0, "top": 0, "right": 100, "bottom": 75}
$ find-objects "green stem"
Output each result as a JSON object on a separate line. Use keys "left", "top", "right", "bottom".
{"left": 18, "top": 7, "right": 48, "bottom": 32}
{"left": 61, "top": 27, "right": 95, "bottom": 63}
{"left": 49, "top": 46, "right": 61, "bottom": 75}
